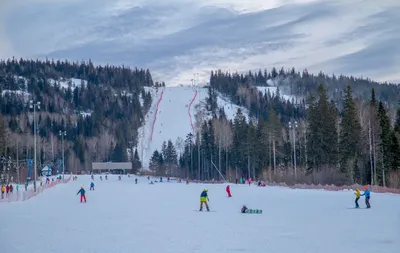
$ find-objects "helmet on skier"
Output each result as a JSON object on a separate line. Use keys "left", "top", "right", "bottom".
{"left": 204, "top": 189, "right": 208, "bottom": 192}
{"left": 364, "top": 186, "right": 368, "bottom": 190}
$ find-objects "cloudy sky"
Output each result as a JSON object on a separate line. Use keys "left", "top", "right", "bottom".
{"left": 1, "top": 0, "right": 399, "bottom": 85}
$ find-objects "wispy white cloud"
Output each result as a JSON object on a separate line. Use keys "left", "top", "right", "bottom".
{"left": 1, "top": 0, "right": 399, "bottom": 84}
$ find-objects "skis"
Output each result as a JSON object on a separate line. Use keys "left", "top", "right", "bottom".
{"left": 194, "top": 210, "right": 216, "bottom": 212}
{"left": 244, "top": 209, "right": 262, "bottom": 214}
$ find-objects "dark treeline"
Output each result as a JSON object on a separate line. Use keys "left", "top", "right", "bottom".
{"left": 0, "top": 58, "right": 155, "bottom": 183}
{"left": 151, "top": 69, "right": 400, "bottom": 187}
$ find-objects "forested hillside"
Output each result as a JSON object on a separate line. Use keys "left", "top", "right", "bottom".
{"left": 0, "top": 58, "right": 155, "bottom": 181}
{"left": 159, "top": 69, "right": 400, "bottom": 188}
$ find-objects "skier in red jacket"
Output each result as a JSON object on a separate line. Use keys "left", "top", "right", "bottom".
{"left": 226, "top": 185, "right": 232, "bottom": 197}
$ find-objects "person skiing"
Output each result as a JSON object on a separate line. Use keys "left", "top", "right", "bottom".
{"left": 354, "top": 188, "right": 361, "bottom": 208}
{"left": 100, "top": 176, "right": 103, "bottom": 181}
{"left": 241, "top": 205, "right": 248, "bottom": 213}
{"left": 90, "top": 182, "right": 95, "bottom": 191}
{"left": 6, "top": 185, "right": 10, "bottom": 197}
{"left": 226, "top": 185, "right": 232, "bottom": 197}
{"left": 77, "top": 187, "right": 86, "bottom": 203}
{"left": 199, "top": 189, "right": 210, "bottom": 211}
{"left": 361, "top": 187, "right": 371, "bottom": 208}
{"left": 135, "top": 178, "right": 138, "bottom": 184}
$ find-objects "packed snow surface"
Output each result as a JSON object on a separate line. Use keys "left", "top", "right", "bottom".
{"left": 1, "top": 175, "right": 399, "bottom": 253}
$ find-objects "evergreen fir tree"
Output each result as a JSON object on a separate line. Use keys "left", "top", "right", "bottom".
{"left": 149, "top": 150, "right": 161, "bottom": 175}
{"left": 394, "top": 109, "right": 400, "bottom": 134}
{"left": 339, "top": 85, "right": 362, "bottom": 183}
{"left": 307, "top": 84, "right": 338, "bottom": 183}
{"left": 132, "top": 149, "right": 142, "bottom": 173}
{"left": 377, "top": 102, "right": 391, "bottom": 186}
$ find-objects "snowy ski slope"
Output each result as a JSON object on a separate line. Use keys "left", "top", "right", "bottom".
{"left": 137, "top": 86, "right": 249, "bottom": 168}
{"left": 1, "top": 175, "right": 399, "bottom": 253}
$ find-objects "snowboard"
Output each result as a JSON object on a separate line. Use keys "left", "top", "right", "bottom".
{"left": 244, "top": 209, "right": 262, "bottom": 214}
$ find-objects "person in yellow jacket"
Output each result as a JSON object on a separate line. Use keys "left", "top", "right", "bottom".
{"left": 1, "top": 185, "right": 5, "bottom": 199}
{"left": 354, "top": 188, "right": 361, "bottom": 208}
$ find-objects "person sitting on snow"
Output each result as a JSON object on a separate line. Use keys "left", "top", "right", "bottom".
{"left": 200, "top": 189, "right": 210, "bottom": 211}
{"left": 241, "top": 205, "right": 248, "bottom": 213}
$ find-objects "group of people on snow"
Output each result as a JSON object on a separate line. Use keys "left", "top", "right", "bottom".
{"left": 355, "top": 187, "right": 371, "bottom": 208}
{"left": 1, "top": 184, "right": 15, "bottom": 199}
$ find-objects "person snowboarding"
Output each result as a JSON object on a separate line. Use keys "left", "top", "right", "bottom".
{"left": 90, "top": 182, "right": 95, "bottom": 191}
{"left": 361, "top": 187, "right": 371, "bottom": 208}
{"left": 354, "top": 188, "right": 361, "bottom": 208}
{"left": 199, "top": 189, "right": 210, "bottom": 211}
{"left": 226, "top": 185, "right": 232, "bottom": 197}
{"left": 77, "top": 187, "right": 86, "bottom": 203}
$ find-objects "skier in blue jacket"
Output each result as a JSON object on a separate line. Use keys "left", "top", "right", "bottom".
{"left": 361, "top": 187, "right": 371, "bottom": 208}
{"left": 199, "top": 189, "right": 210, "bottom": 211}
{"left": 90, "top": 182, "right": 95, "bottom": 191}
{"left": 77, "top": 187, "right": 86, "bottom": 203}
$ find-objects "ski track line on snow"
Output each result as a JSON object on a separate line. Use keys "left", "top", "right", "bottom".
{"left": 188, "top": 90, "right": 198, "bottom": 135}
{"left": 150, "top": 89, "right": 164, "bottom": 141}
